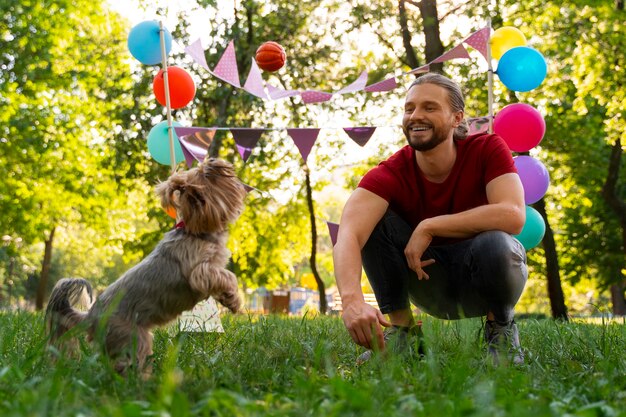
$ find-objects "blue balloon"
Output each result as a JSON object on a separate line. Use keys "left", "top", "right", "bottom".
{"left": 514, "top": 206, "right": 546, "bottom": 251}
{"left": 127, "top": 21, "right": 172, "bottom": 65}
{"left": 147, "top": 121, "right": 185, "bottom": 165}
{"left": 496, "top": 46, "right": 547, "bottom": 92}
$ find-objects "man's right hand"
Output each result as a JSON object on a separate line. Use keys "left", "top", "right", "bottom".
{"left": 341, "top": 300, "right": 392, "bottom": 350}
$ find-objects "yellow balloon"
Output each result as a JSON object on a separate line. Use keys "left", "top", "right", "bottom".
{"left": 490, "top": 27, "right": 527, "bottom": 60}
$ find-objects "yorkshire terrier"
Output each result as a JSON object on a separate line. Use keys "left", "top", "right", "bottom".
{"left": 45, "top": 158, "right": 246, "bottom": 376}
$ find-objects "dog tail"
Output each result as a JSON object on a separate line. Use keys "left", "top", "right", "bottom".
{"left": 45, "top": 278, "right": 93, "bottom": 344}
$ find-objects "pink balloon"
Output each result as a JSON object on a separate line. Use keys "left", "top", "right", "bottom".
{"left": 494, "top": 103, "right": 546, "bottom": 152}
{"left": 514, "top": 155, "right": 550, "bottom": 204}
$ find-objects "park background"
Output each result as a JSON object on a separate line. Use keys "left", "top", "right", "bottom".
{"left": 1, "top": 0, "right": 625, "bottom": 319}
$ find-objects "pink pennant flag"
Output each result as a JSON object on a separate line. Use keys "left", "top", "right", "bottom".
{"left": 287, "top": 128, "right": 320, "bottom": 162}
{"left": 326, "top": 221, "right": 339, "bottom": 246}
{"left": 213, "top": 41, "right": 241, "bottom": 88}
{"left": 185, "top": 39, "right": 210, "bottom": 71}
{"left": 267, "top": 83, "right": 300, "bottom": 100}
{"left": 407, "top": 64, "right": 430, "bottom": 75}
{"left": 243, "top": 59, "right": 267, "bottom": 99}
{"left": 230, "top": 128, "right": 264, "bottom": 149}
{"left": 242, "top": 183, "right": 256, "bottom": 193}
{"left": 337, "top": 70, "right": 369, "bottom": 94}
{"left": 364, "top": 76, "right": 398, "bottom": 93}
{"left": 463, "top": 27, "right": 491, "bottom": 60}
{"left": 343, "top": 127, "right": 377, "bottom": 147}
{"left": 467, "top": 116, "right": 491, "bottom": 135}
{"left": 236, "top": 144, "right": 253, "bottom": 162}
{"left": 432, "top": 44, "right": 471, "bottom": 63}
{"left": 301, "top": 90, "right": 333, "bottom": 104}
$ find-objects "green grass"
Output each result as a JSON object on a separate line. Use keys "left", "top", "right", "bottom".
{"left": 1, "top": 311, "right": 625, "bottom": 417}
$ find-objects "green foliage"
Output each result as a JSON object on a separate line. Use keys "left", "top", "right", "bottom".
{"left": 1, "top": 312, "right": 626, "bottom": 416}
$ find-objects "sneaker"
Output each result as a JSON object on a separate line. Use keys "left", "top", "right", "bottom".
{"left": 484, "top": 319, "right": 524, "bottom": 365}
{"left": 356, "top": 322, "right": 425, "bottom": 365}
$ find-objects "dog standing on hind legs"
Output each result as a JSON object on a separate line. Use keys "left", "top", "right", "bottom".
{"left": 45, "top": 158, "right": 246, "bottom": 376}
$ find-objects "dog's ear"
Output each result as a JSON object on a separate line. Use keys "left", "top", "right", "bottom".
{"left": 155, "top": 171, "right": 187, "bottom": 210}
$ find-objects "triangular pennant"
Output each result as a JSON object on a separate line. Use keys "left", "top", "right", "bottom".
{"left": 243, "top": 59, "right": 267, "bottom": 99}
{"left": 177, "top": 129, "right": 216, "bottom": 168}
{"left": 467, "top": 116, "right": 491, "bottom": 135}
{"left": 230, "top": 128, "right": 264, "bottom": 149}
{"left": 286, "top": 128, "right": 320, "bottom": 162}
{"left": 301, "top": 90, "right": 333, "bottom": 104}
{"left": 463, "top": 27, "right": 491, "bottom": 60}
{"left": 407, "top": 64, "right": 430, "bottom": 75}
{"left": 236, "top": 144, "right": 253, "bottom": 162}
{"left": 213, "top": 41, "right": 241, "bottom": 88}
{"left": 267, "top": 83, "right": 300, "bottom": 100}
{"left": 242, "top": 183, "right": 256, "bottom": 193}
{"left": 343, "top": 127, "right": 377, "bottom": 147}
{"left": 326, "top": 221, "right": 339, "bottom": 246}
{"left": 432, "top": 44, "right": 471, "bottom": 63}
{"left": 185, "top": 39, "right": 210, "bottom": 71}
{"left": 364, "top": 76, "right": 398, "bottom": 93}
{"left": 337, "top": 70, "right": 369, "bottom": 94}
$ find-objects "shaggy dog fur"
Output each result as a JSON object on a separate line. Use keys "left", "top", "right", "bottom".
{"left": 45, "top": 158, "right": 246, "bottom": 375}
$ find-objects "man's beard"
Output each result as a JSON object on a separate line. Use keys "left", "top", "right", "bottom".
{"left": 403, "top": 125, "right": 452, "bottom": 151}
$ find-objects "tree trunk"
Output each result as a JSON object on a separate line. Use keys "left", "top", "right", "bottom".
{"left": 398, "top": 0, "right": 420, "bottom": 70}
{"left": 416, "top": 0, "right": 444, "bottom": 73}
{"left": 35, "top": 226, "right": 56, "bottom": 310}
{"left": 533, "top": 199, "right": 568, "bottom": 320}
{"left": 601, "top": 138, "right": 626, "bottom": 315}
{"left": 304, "top": 167, "right": 327, "bottom": 314}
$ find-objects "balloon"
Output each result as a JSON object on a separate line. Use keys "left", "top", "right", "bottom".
{"left": 514, "top": 206, "right": 546, "bottom": 251}
{"left": 127, "top": 21, "right": 172, "bottom": 65}
{"left": 255, "top": 41, "right": 286, "bottom": 72}
{"left": 514, "top": 156, "right": 550, "bottom": 204}
{"left": 164, "top": 206, "right": 177, "bottom": 219}
{"left": 493, "top": 103, "right": 546, "bottom": 152}
{"left": 490, "top": 27, "right": 527, "bottom": 60}
{"left": 147, "top": 121, "right": 185, "bottom": 165}
{"left": 153, "top": 66, "right": 196, "bottom": 109}
{"left": 496, "top": 46, "right": 547, "bottom": 92}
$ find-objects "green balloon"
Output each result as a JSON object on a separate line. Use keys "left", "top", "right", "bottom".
{"left": 147, "top": 121, "right": 185, "bottom": 165}
{"left": 514, "top": 205, "right": 546, "bottom": 250}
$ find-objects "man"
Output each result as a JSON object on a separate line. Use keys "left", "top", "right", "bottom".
{"left": 333, "top": 73, "right": 528, "bottom": 364}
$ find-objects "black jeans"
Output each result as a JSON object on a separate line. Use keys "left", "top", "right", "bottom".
{"left": 362, "top": 211, "right": 528, "bottom": 323}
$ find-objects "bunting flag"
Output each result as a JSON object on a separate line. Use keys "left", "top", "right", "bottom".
{"left": 213, "top": 40, "right": 241, "bottom": 88}
{"left": 236, "top": 144, "right": 253, "bottom": 162}
{"left": 301, "top": 90, "right": 333, "bottom": 104}
{"left": 463, "top": 26, "right": 491, "bottom": 60}
{"left": 176, "top": 128, "right": 216, "bottom": 167}
{"left": 363, "top": 76, "right": 398, "bottom": 93}
{"left": 467, "top": 116, "right": 491, "bottom": 135}
{"left": 267, "top": 83, "right": 300, "bottom": 99}
{"left": 230, "top": 128, "right": 264, "bottom": 149}
{"left": 407, "top": 64, "right": 430, "bottom": 76}
{"left": 337, "top": 70, "right": 369, "bottom": 94}
{"left": 243, "top": 59, "right": 267, "bottom": 99}
{"left": 343, "top": 127, "right": 377, "bottom": 147}
{"left": 326, "top": 221, "right": 339, "bottom": 246}
{"left": 432, "top": 44, "right": 471, "bottom": 63}
{"left": 184, "top": 39, "right": 210, "bottom": 71}
{"left": 287, "top": 128, "right": 320, "bottom": 162}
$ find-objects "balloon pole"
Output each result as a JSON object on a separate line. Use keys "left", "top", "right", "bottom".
{"left": 159, "top": 21, "right": 176, "bottom": 174}
{"left": 487, "top": 18, "right": 494, "bottom": 134}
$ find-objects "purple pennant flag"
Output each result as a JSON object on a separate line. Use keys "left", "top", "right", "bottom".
{"left": 287, "top": 128, "right": 320, "bottom": 162}
{"left": 236, "top": 144, "right": 253, "bottom": 162}
{"left": 463, "top": 27, "right": 491, "bottom": 60}
{"left": 407, "top": 64, "right": 430, "bottom": 75}
{"left": 343, "top": 127, "right": 377, "bottom": 147}
{"left": 267, "top": 83, "right": 300, "bottom": 100}
{"left": 467, "top": 116, "right": 491, "bottom": 135}
{"left": 432, "top": 44, "right": 471, "bottom": 63}
{"left": 213, "top": 40, "right": 241, "bottom": 88}
{"left": 337, "top": 70, "right": 369, "bottom": 94}
{"left": 185, "top": 39, "right": 210, "bottom": 71}
{"left": 301, "top": 90, "right": 333, "bottom": 104}
{"left": 243, "top": 59, "right": 267, "bottom": 99}
{"left": 326, "top": 221, "right": 339, "bottom": 246}
{"left": 364, "top": 76, "right": 398, "bottom": 93}
{"left": 230, "top": 128, "right": 264, "bottom": 149}
{"left": 176, "top": 128, "right": 216, "bottom": 168}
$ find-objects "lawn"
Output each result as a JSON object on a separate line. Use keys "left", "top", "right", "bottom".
{"left": 0, "top": 311, "right": 625, "bottom": 417}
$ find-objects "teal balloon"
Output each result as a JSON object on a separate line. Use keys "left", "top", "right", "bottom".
{"left": 147, "top": 121, "right": 185, "bottom": 165}
{"left": 127, "top": 20, "right": 172, "bottom": 65}
{"left": 496, "top": 46, "right": 547, "bottom": 92}
{"left": 514, "top": 206, "right": 546, "bottom": 250}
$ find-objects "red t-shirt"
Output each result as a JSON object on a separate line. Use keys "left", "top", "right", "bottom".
{"left": 358, "top": 133, "right": 516, "bottom": 245}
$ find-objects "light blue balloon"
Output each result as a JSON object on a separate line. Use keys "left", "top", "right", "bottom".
{"left": 147, "top": 121, "right": 185, "bottom": 165}
{"left": 514, "top": 205, "right": 546, "bottom": 251}
{"left": 127, "top": 20, "right": 172, "bottom": 65}
{"left": 496, "top": 46, "right": 547, "bottom": 92}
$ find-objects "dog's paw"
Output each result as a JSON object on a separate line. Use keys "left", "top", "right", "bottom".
{"left": 217, "top": 290, "right": 241, "bottom": 313}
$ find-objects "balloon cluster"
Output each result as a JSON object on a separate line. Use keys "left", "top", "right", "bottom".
{"left": 127, "top": 20, "right": 195, "bottom": 166}
{"left": 490, "top": 27, "right": 549, "bottom": 251}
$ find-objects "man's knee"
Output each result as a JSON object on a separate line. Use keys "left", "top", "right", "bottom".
{"left": 471, "top": 231, "right": 526, "bottom": 265}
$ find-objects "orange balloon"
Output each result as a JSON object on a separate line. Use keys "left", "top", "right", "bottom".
{"left": 153, "top": 66, "right": 196, "bottom": 109}
{"left": 255, "top": 41, "right": 286, "bottom": 72}
{"left": 165, "top": 206, "right": 177, "bottom": 219}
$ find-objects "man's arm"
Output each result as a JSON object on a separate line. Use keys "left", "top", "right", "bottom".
{"left": 405, "top": 173, "right": 526, "bottom": 276}
{"left": 333, "top": 188, "right": 391, "bottom": 349}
